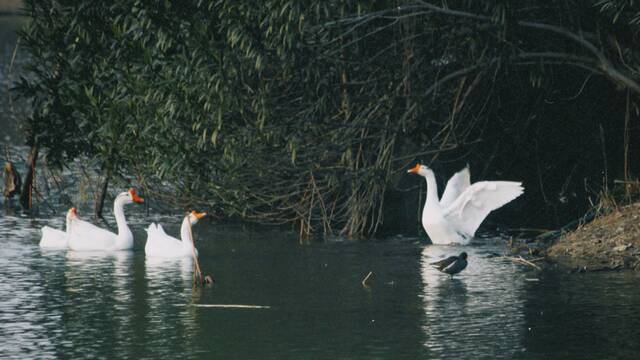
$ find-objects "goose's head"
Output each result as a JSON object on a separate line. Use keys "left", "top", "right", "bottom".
{"left": 459, "top": 252, "right": 468, "bottom": 261}
{"left": 118, "top": 188, "right": 145, "bottom": 204}
{"left": 407, "top": 163, "right": 430, "bottom": 177}
{"left": 66, "top": 207, "right": 78, "bottom": 220}
{"left": 188, "top": 210, "right": 207, "bottom": 224}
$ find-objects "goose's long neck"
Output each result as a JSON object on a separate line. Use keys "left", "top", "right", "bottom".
{"left": 65, "top": 215, "right": 72, "bottom": 232}
{"left": 180, "top": 216, "right": 195, "bottom": 249}
{"left": 65, "top": 215, "right": 75, "bottom": 237}
{"left": 114, "top": 197, "right": 131, "bottom": 238}
{"left": 424, "top": 169, "right": 439, "bottom": 207}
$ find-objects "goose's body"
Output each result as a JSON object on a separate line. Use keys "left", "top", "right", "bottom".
{"left": 145, "top": 211, "right": 206, "bottom": 258}
{"left": 68, "top": 189, "right": 143, "bottom": 251}
{"left": 409, "top": 164, "right": 523, "bottom": 245}
{"left": 39, "top": 208, "right": 77, "bottom": 248}
{"left": 40, "top": 227, "right": 67, "bottom": 248}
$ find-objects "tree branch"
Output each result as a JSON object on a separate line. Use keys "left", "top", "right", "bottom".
{"left": 410, "top": 1, "right": 640, "bottom": 94}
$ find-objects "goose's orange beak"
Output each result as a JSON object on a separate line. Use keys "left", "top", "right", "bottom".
{"left": 407, "top": 163, "right": 421, "bottom": 174}
{"left": 71, "top": 207, "right": 77, "bottom": 216}
{"left": 129, "top": 188, "right": 144, "bottom": 203}
{"left": 191, "top": 210, "right": 207, "bottom": 219}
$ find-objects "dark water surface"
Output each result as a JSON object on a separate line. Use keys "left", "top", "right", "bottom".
{"left": 1, "top": 209, "right": 640, "bottom": 359}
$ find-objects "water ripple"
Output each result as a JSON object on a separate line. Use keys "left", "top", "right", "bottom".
{"left": 2, "top": 212, "right": 640, "bottom": 359}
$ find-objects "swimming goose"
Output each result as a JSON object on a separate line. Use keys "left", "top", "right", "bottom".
{"left": 68, "top": 189, "right": 144, "bottom": 251}
{"left": 39, "top": 207, "right": 77, "bottom": 248}
{"left": 408, "top": 164, "right": 523, "bottom": 244}
{"left": 145, "top": 211, "right": 206, "bottom": 258}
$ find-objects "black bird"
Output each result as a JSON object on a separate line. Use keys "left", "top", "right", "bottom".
{"left": 431, "top": 252, "right": 468, "bottom": 277}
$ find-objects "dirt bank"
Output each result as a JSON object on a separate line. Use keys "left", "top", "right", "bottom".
{"left": 547, "top": 202, "right": 640, "bottom": 271}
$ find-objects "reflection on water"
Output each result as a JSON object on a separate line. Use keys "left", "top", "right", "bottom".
{"left": 2, "top": 212, "right": 640, "bottom": 359}
{"left": 420, "top": 245, "right": 525, "bottom": 358}
{"left": 144, "top": 256, "right": 201, "bottom": 358}
{"left": 145, "top": 256, "right": 194, "bottom": 283}
{"left": 61, "top": 251, "right": 136, "bottom": 358}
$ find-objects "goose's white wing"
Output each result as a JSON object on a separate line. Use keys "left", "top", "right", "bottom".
{"left": 148, "top": 223, "right": 177, "bottom": 242}
{"left": 69, "top": 219, "right": 116, "bottom": 249}
{"left": 443, "top": 181, "right": 523, "bottom": 237}
{"left": 145, "top": 223, "right": 184, "bottom": 257}
{"left": 439, "top": 167, "right": 471, "bottom": 209}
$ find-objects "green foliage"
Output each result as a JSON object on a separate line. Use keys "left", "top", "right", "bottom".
{"left": 15, "top": 0, "right": 640, "bottom": 235}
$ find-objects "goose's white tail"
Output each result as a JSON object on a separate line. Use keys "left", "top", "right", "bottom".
{"left": 39, "top": 226, "right": 68, "bottom": 248}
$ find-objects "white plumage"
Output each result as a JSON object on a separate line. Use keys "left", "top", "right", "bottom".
{"left": 408, "top": 164, "right": 523, "bottom": 245}
{"left": 439, "top": 166, "right": 471, "bottom": 209}
{"left": 39, "top": 208, "right": 77, "bottom": 248}
{"left": 68, "top": 189, "right": 144, "bottom": 251}
{"left": 68, "top": 219, "right": 125, "bottom": 251}
{"left": 145, "top": 211, "right": 206, "bottom": 258}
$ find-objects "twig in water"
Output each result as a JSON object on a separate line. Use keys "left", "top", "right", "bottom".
{"left": 188, "top": 215, "right": 208, "bottom": 285}
{"left": 183, "top": 304, "right": 271, "bottom": 309}
{"left": 361, "top": 271, "right": 373, "bottom": 287}
{"left": 503, "top": 255, "right": 542, "bottom": 270}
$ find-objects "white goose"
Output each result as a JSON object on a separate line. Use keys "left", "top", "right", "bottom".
{"left": 68, "top": 188, "right": 144, "bottom": 251}
{"left": 408, "top": 163, "right": 523, "bottom": 245}
{"left": 145, "top": 211, "right": 206, "bottom": 258}
{"left": 39, "top": 207, "right": 78, "bottom": 248}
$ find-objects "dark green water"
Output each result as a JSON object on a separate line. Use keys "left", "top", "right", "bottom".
{"left": 1, "top": 209, "right": 640, "bottom": 359}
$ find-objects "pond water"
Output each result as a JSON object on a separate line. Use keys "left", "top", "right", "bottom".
{"left": 1, "top": 208, "right": 640, "bottom": 359}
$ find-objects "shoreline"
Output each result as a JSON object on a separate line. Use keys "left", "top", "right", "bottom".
{"left": 544, "top": 202, "right": 640, "bottom": 272}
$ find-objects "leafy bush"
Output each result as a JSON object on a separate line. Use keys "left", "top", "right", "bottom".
{"left": 16, "top": 0, "right": 640, "bottom": 236}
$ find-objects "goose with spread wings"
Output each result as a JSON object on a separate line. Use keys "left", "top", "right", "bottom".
{"left": 408, "top": 164, "right": 523, "bottom": 245}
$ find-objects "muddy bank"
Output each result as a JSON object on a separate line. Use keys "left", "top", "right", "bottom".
{"left": 546, "top": 202, "right": 640, "bottom": 271}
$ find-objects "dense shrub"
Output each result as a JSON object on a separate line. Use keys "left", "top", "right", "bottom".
{"left": 15, "top": 0, "right": 640, "bottom": 236}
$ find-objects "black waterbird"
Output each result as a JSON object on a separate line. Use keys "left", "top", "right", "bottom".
{"left": 431, "top": 252, "right": 468, "bottom": 277}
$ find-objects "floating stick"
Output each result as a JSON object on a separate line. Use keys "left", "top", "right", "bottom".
{"left": 503, "top": 255, "right": 542, "bottom": 270}
{"left": 187, "top": 214, "right": 206, "bottom": 285}
{"left": 181, "top": 304, "right": 271, "bottom": 309}
{"left": 361, "top": 271, "right": 373, "bottom": 287}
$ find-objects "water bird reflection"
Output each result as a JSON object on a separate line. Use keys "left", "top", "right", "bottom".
{"left": 420, "top": 244, "right": 526, "bottom": 358}
{"left": 144, "top": 256, "right": 200, "bottom": 355}
{"left": 145, "top": 256, "right": 194, "bottom": 284}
